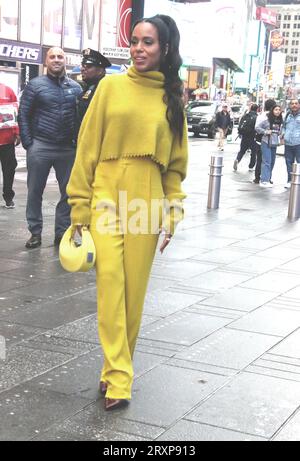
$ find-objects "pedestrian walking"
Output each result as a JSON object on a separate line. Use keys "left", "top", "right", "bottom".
{"left": 233, "top": 104, "right": 259, "bottom": 172}
{"left": 0, "top": 82, "right": 20, "bottom": 209}
{"left": 18, "top": 47, "right": 82, "bottom": 249}
{"left": 282, "top": 99, "right": 300, "bottom": 189}
{"left": 256, "top": 104, "right": 283, "bottom": 188}
{"left": 253, "top": 99, "right": 276, "bottom": 184}
{"left": 77, "top": 48, "right": 111, "bottom": 127}
{"left": 215, "top": 104, "right": 231, "bottom": 151}
{"left": 67, "top": 15, "right": 188, "bottom": 411}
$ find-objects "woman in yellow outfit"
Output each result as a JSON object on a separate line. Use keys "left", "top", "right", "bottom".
{"left": 67, "top": 15, "right": 188, "bottom": 411}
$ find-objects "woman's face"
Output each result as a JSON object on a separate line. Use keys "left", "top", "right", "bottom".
{"left": 273, "top": 107, "right": 282, "bottom": 117}
{"left": 130, "top": 22, "right": 162, "bottom": 72}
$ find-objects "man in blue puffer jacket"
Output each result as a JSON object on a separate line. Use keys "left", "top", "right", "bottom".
{"left": 18, "top": 47, "right": 82, "bottom": 249}
{"left": 282, "top": 99, "right": 300, "bottom": 189}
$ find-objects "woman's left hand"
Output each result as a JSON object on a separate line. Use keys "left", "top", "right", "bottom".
{"left": 159, "top": 231, "right": 172, "bottom": 254}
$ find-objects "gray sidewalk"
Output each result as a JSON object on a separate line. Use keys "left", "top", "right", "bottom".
{"left": 0, "top": 135, "right": 300, "bottom": 441}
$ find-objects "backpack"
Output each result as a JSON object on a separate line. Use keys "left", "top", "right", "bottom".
{"left": 238, "top": 112, "right": 257, "bottom": 136}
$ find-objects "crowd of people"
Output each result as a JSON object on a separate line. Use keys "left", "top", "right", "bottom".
{"left": 231, "top": 98, "right": 300, "bottom": 189}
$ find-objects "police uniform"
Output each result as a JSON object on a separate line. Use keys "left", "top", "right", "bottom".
{"left": 77, "top": 49, "right": 111, "bottom": 126}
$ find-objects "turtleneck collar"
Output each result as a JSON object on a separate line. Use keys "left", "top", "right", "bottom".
{"left": 127, "top": 66, "right": 165, "bottom": 89}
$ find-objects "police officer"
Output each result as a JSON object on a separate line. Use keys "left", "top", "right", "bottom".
{"left": 77, "top": 48, "right": 111, "bottom": 125}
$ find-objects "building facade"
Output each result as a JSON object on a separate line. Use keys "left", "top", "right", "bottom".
{"left": 0, "top": 0, "right": 133, "bottom": 94}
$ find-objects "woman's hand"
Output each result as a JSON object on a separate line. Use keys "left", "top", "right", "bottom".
{"left": 159, "top": 230, "right": 172, "bottom": 254}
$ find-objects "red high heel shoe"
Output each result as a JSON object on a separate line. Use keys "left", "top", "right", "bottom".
{"left": 104, "top": 398, "right": 129, "bottom": 411}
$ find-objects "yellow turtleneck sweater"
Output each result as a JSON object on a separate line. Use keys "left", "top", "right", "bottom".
{"left": 67, "top": 66, "right": 188, "bottom": 232}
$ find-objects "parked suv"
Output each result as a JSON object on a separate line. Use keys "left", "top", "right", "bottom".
{"left": 186, "top": 101, "right": 219, "bottom": 138}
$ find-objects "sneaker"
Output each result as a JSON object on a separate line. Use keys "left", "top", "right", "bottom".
{"left": 269, "top": 180, "right": 273, "bottom": 185}
{"left": 284, "top": 182, "right": 291, "bottom": 189}
{"left": 253, "top": 179, "right": 260, "bottom": 184}
{"left": 25, "top": 234, "right": 42, "bottom": 249}
{"left": 248, "top": 167, "right": 255, "bottom": 172}
{"left": 233, "top": 159, "right": 238, "bottom": 171}
{"left": 260, "top": 182, "right": 273, "bottom": 188}
{"left": 4, "top": 200, "right": 15, "bottom": 209}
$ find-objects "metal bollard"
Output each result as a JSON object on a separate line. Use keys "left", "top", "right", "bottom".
{"left": 288, "top": 163, "right": 300, "bottom": 221}
{"left": 207, "top": 155, "right": 223, "bottom": 209}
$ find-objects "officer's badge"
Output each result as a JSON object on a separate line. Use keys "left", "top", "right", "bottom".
{"left": 82, "top": 90, "right": 92, "bottom": 100}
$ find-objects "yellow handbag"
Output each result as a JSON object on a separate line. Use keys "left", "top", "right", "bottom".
{"left": 59, "top": 226, "right": 96, "bottom": 272}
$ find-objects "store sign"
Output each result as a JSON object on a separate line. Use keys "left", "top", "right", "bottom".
{"left": 256, "top": 7, "right": 277, "bottom": 26}
{"left": 0, "top": 40, "right": 42, "bottom": 63}
{"left": 65, "top": 52, "right": 82, "bottom": 66}
{"left": 102, "top": 47, "right": 130, "bottom": 60}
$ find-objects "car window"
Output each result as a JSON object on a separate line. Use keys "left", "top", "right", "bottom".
{"left": 189, "top": 104, "right": 216, "bottom": 114}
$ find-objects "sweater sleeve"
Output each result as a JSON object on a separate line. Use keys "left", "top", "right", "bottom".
{"left": 161, "top": 120, "right": 188, "bottom": 234}
{"left": 67, "top": 79, "right": 108, "bottom": 225}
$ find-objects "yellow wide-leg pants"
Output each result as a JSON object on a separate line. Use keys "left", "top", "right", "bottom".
{"left": 90, "top": 158, "right": 163, "bottom": 400}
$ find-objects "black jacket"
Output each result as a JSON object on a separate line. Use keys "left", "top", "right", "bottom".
{"left": 215, "top": 110, "right": 231, "bottom": 130}
{"left": 18, "top": 74, "right": 82, "bottom": 149}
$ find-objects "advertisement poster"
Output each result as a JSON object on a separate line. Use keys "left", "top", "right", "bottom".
{"left": 20, "top": 0, "right": 42, "bottom": 44}
{"left": 0, "top": 103, "right": 18, "bottom": 131}
{"left": 64, "top": 0, "right": 83, "bottom": 50}
{"left": 82, "top": 0, "right": 101, "bottom": 50}
{"left": 43, "top": 0, "right": 63, "bottom": 46}
{"left": 100, "top": 0, "right": 132, "bottom": 59}
{"left": 0, "top": 0, "right": 18, "bottom": 40}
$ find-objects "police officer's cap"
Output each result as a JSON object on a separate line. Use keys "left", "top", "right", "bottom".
{"left": 81, "top": 48, "right": 111, "bottom": 68}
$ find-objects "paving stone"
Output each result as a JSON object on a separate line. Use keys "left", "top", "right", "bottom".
{"left": 25, "top": 333, "right": 98, "bottom": 356}
{"left": 181, "top": 270, "right": 252, "bottom": 291}
{"left": 175, "top": 328, "right": 280, "bottom": 370}
{"left": 0, "top": 322, "right": 45, "bottom": 347}
{"left": 231, "top": 237, "right": 280, "bottom": 251}
{"left": 229, "top": 306, "right": 300, "bottom": 337}
{"left": 150, "top": 260, "right": 219, "bottom": 280}
{"left": 0, "top": 259, "right": 24, "bottom": 273}
{"left": 157, "top": 420, "right": 267, "bottom": 441}
{"left": 122, "top": 364, "right": 227, "bottom": 427}
{"left": 147, "top": 276, "right": 176, "bottom": 293}
{"left": 268, "top": 329, "right": 300, "bottom": 358}
{"left": 199, "top": 287, "right": 276, "bottom": 312}
{"left": 0, "top": 345, "right": 73, "bottom": 393}
{"left": 0, "top": 385, "right": 90, "bottom": 441}
{"left": 273, "top": 410, "right": 300, "bottom": 441}
{"left": 257, "top": 245, "right": 300, "bottom": 262}
{"left": 11, "top": 277, "right": 95, "bottom": 300}
{"left": 279, "top": 258, "right": 300, "bottom": 273}
{"left": 186, "top": 372, "right": 300, "bottom": 439}
{"left": 31, "top": 403, "right": 164, "bottom": 441}
{"left": 194, "top": 247, "right": 251, "bottom": 265}
{"left": 0, "top": 295, "right": 96, "bottom": 330}
{"left": 0, "top": 276, "right": 33, "bottom": 294}
{"left": 49, "top": 314, "right": 99, "bottom": 344}
{"left": 140, "top": 312, "right": 231, "bottom": 346}
{"left": 143, "top": 289, "right": 206, "bottom": 317}
{"left": 226, "top": 255, "right": 284, "bottom": 275}
{"left": 241, "top": 270, "right": 300, "bottom": 294}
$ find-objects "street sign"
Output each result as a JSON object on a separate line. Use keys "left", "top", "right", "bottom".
{"left": 270, "top": 31, "right": 284, "bottom": 50}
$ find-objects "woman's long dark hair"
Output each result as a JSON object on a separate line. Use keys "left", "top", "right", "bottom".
{"left": 132, "top": 15, "right": 185, "bottom": 142}
{"left": 267, "top": 105, "right": 283, "bottom": 129}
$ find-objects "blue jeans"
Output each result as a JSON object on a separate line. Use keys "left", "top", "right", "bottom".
{"left": 284, "top": 144, "right": 300, "bottom": 183}
{"left": 26, "top": 139, "right": 75, "bottom": 236}
{"left": 261, "top": 141, "right": 277, "bottom": 183}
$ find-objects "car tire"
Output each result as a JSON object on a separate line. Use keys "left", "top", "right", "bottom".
{"left": 193, "top": 132, "right": 200, "bottom": 138}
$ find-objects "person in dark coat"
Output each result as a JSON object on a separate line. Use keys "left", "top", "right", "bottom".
{"left": 215, "top": 104, "right": 231, "bottom": 151}
{"left": 18, "top": 47, "right": 82, "bottom": 249}
{"left": 77, "top": 49, "right": 111, "bottom": 126}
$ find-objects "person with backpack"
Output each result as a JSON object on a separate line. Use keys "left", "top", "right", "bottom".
{"left": 255, "top": 104, "right": 283, "bottom": 188}
{"left": 233, "top": 104, "right": 259, "bottom": 171}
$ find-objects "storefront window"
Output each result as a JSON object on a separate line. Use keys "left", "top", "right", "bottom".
{"left": 0, "top": 0, "right": 18, "bottom": 41}
{"left": 82, "top": 0, "right": 101, "bottom": 50}
{"left": 64, "top": 0, "right": 83, "bottom": 50}
{"left": 20, "top": 0, "right": 42, "bottom": 44}
{"left": 43, "top": 0, "right": 63, "bottom": 47}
